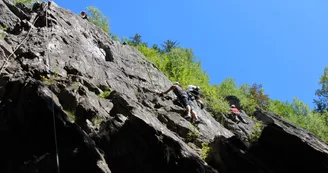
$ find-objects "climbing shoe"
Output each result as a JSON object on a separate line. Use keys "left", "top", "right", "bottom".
{"left": 184, "top": 113, "right": 192, "bottom": 120}
{"left": 194, "top": 119, "right": 201, "bottom": 124}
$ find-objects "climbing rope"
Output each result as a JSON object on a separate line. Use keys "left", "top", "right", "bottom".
{"left": 45, "top": 1, "right": 61, "bottom": 173}
{"left": 0, "top": 3, "right": 49, "bottom": 75}
{"left": 0, "top": 2, "right": 61, "bottom": 172}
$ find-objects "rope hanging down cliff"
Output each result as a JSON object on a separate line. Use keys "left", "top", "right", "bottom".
{"left": 45, "top": 2, "right": 61, "bottom": 173}
{"left": 0, "top": 2, "right": 48, "bottom": 74}
{"left": 0, "top": 1, "right": 61, "bottom": 172}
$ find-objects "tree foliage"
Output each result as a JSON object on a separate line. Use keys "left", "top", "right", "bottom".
{"left": 287, "top": 99, "right": 328, "bottom": 142}
{"left": 86, "top": 6, "right": 110, "bottom": 33}
{"left": 133, "top": 36, "right": 328, "bottom": 143}
{"left": 110, "top": 33, "right": 120, "bottom": 41}
{"left": 14, "top": 0, "right": 32, "bottom": 5}
{"left": 135, "top": 44, "right": 257, "bottom": 115}
{"left": 13, "top": 0, "right": 37, "bottom": 8}
{"left": 152, "top": 44, "right": 162, "bottom": 53}
{"left": 248, "top": 122, "right": 264, "bottom": 142}
{"left": 269, "top": 97, "right": 328, "bottom": 142}
{"left": 314, "top": 67, "right": 328, "bottom": 113}
{"left": 292, "top": 97, "right": 311, "bottom": 117}
{"left": 0, "top": 27, "right": 7, "bottom": 39}
{"left": 162, "top": 40, "right": 179, "bottom": 53}
{"left": 268, "top": 99, "right": 294, "bottom": 117}
{"left": 249, "top": 83, "right": 270, "bottom": 109}
{"left": 130, "top": 33, "right": 143, "bottom": 46}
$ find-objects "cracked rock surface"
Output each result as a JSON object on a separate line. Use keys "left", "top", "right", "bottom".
{"left": 0, "top": 1, "right": 327, "bottom": 173}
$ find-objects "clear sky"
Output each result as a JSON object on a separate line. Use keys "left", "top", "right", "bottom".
{"left": 54, "top": 0, "right": 327, "bottom": 108}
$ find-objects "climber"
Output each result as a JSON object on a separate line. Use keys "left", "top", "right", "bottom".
{"left": 186, "top": 85, "right": 204, "bottom": 109}
{"left": 159, "top": 82, "right": 199, "bottom": 122}
{"left": 230, "top": 105, "right": 248, "bottom": 124}
{"left": 80, "top": 11, "right": 88, "bottom": 20}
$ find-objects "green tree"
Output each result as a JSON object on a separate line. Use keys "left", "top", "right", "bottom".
{"left": 86, "top": 6, "right": 110, "bottom": 33}
{"left": 136, "top": 44, "right": 169, "bottom": 73}
{"left": 110, "top": 33, "right": 120, "bottom": 41}
{"left": 165, "top": 48, "right": 202, "bottom": 86}
{"left": 314, "top": 67, "right": 328, "bottom": 113}
{"left": 130, "top": 33, "right": 143, "bottom": 46}
{"left": 292, "top": 97, "right": 311, "bottom": 117}
{"left": 268, "top": 99, "right": 294, "bottom": 117}
{"left": 135, "top": 37, "right": 328, "bottom": 142}
{"left": 268, "top": 98, "right": 328, "bottom": 142}
{"left": 152, "top": 44, "right": 162, "bottom": 53}
{"left": 249, "top": 83, "right": 270, "bottom": 109}
{"left": 162, "top": 40, "right": 179, "bottom": 53}
{"left": 121, "top": 36, "right": 133, "bottom": 45}
{"left": 215, "top": 79, "right": 258, "bottom": 114}
{"left": 238, "top": 84, "right": 257, "bottom": 114}
{"left": 286, "top": 98, "right": 328, "bottom": 142}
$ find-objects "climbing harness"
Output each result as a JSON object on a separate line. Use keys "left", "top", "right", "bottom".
{"left": 45, "top": 2, "right": 61, "bottom": 173}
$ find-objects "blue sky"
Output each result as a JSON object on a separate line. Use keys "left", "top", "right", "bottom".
{"left": 54, "top": 0, "right": 327, "bottom": 108}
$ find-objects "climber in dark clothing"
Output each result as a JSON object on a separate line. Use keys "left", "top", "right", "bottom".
{"left": 186, "top": 85, "right": 204, "bottom": 109}
{"left": 230, "top": 105, "right": 248, "bottom": 124}
{"left": 159, "top": 82, "right": 198, "bottom": 121}
{"left": 80, "top": 11, "right": 88, "bottom": 20}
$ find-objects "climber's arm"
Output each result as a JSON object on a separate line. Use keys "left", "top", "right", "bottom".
{"left": 160, "top": 85, "right": 176, "bottom": 95}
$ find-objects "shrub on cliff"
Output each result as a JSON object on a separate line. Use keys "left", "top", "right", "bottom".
{"left": 87, "top": 6, "right": 110, "bottom": 33}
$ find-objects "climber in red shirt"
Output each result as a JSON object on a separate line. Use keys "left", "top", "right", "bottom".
{"left": 230, "top": 105, "right": 248, "bottom": 124}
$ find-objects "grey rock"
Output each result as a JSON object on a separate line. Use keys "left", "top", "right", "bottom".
{"left": 251, "top": 109, "right": 328, "bottom": 173}
{"left": 0, "top": 0, "right": 328, "bottom": 173}
{"left": 0, "top": 1, "right": 221, "bottom": 172}
{"left": 0, "top": 0, "right": 22, "bottom": 34}
{"left": 207, "top": 109, "right": 328, "bottom": 173}
{"left": 0, "top": 79, "right": 111, "bottom": 173}
{"left": 218, "top": 111, "right": 259, "bottom": 147}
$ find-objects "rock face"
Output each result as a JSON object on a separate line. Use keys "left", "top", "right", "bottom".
{"left": 207, "top": 109, "right": 328, "bottom": 173}
{"left": 251, "top": 109, "right": 328, "bottom": 173}
{"left": 0, "top": 79, "right": 111, "bottom": 173}
{"left": 0, "top": 1, "right": 327, "bottom": 173}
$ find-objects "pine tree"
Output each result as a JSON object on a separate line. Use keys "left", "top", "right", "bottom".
{"left": 162, "top": 40, "right": 179, "bottom": 53}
